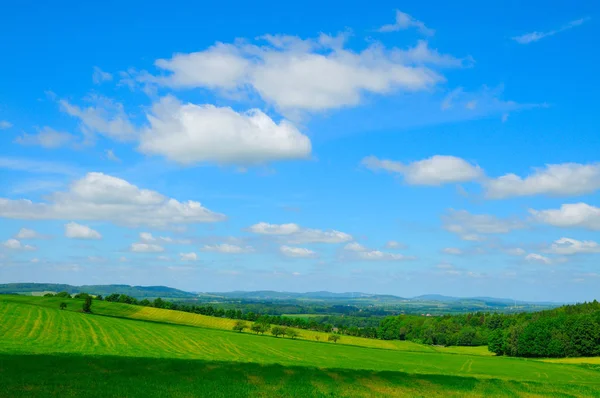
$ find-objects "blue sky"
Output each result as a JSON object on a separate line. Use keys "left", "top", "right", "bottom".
{"left": 1, "top": 1, "right": 598, "bottom": 301}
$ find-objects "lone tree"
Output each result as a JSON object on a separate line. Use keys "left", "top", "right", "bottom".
{"left": 271, "top": 326, "right": 286, "bottom": 337}
{"left": 328, "top": 334, "right": 340, "bottom": 343}
{"left": 285, "top": 328, "right": 300, "bottom": 339}
{"left": 55, "top": 291, "right": 71, "bottom": 298}
{"left": 232, "top": 321, "right": 248, "bottom": 333}
{"left": 82, "top": 296, "right": 92, "bottom": 313}
{"left": 59, "top": 302, "right": 67, "bottom": 310}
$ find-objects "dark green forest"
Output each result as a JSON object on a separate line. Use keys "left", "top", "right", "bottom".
{"left": 378, "top": 301, "right": 600, "bottom": 358}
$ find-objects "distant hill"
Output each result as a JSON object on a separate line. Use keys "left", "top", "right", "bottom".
{"left": 0, "top": 283, "right": 196, "bottom": 299}
{"left": 0, "top": 283, "right": 562, "bottom": 307}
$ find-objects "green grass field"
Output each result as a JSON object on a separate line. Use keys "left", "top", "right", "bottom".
{"left": 1, "top": 295, "right": 599, "bottom": 397}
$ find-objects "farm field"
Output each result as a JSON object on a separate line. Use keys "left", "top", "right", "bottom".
{"left": 1, "top": 295, "right": 600, "bottom": 397}
{"left": 0, "top": 295, "right": 490, "bottom": 356}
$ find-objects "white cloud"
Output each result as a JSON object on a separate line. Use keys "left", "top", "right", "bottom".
{"left": 92, "top": 67, "right": 113, "bottom": 84}
{"left": 384, "top": 240, "right": 406, "bottom": 249}
{"left": 201, "top": 243, "right": 254, "bottom": 254}
{"left": 2, "top": 239, "right": 36, "bottom": 251}
{"left": 547, "top": 237, "right": 600, "bottom": 255}
{"left": 362, "top": 155, "right": 483, "bottom": 185}
{"left": 105, "top": 149, "right": 120, "bottom": 162}
{"left": 64, "top": 222, "right": 102, "bottom": 239}
{"left": 0, "top": 120, "right": 12, "bottom": 130}
{"left": 180, "top": 252, "right": 197, "bottom": 261}
{"left": 443, "top": 247, "right": 463, "bottom": 255}
{"left": 378, "top": 10, "right": 435, "bottom": 36}
{"left": 249, "top": 222, "right": 352, "bottom": 244}
{"left": 513, "top": 18, "right": 589, "bottom": 44}
{"left": 151, "top": 34, "right": 452, "bottom": 114}
{"left": 60, "top": 96, "right": 137, "bottom": 142}
{"left": 15, "top": 228, "right": 40, "bottom": 239}
{"left": 0, "top": 172, "right": 225, "bottom": 227}
{"left": 343, "top": 241, "right": 414, "bottom": 261}
{"left": 486, "top": 163, "right": 600, "bottom": 199}
{"left": 443, "top": 210, "right": 525, "bottom": 240}
{"left": 138, "top": 96, "right": 311, "bottom": 165}
{"left": 525, "top": 253, "right": 551, "bottom": 265}
{"left": 248, "top": 222, "right": 301, "bottom": 235}
{"left": 344, "top": 242, "right": 368, "bottom": 252}
{"left": 130, "top": 243, "right": 164, "bottom": 253}
{"left": 139, "top": 232, "right": 189, "bottom": 245}
{"left": 15, "top": 127, "right": 77, "bottom": 149}
{"left": 280, "top": 245, "right": 316, "bottom": 258}
{"left": 154, "top": 43, "right": 249, "bottom": 89}
{"left": 356, "top": 250, "right": 414, "bottom": 261}
{"left": 530, "top": 203, "right": 600, "bottom": 230}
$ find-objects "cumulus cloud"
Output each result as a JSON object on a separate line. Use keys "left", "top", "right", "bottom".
{"left": 149, "top": 33, "right": 458, "bottom": 114}
{"left": 280, "top": 245, "right": 317, "bottom": 258}
{"left": 15, "top": 228, "right": 40, "bottom": 239}
{"left": 180, "top": 252, "right": 198, "bottom": 261}
{"left": 15, "top": 127, "right": 77, "bottom": 149}
{"left": 201, "top": 243, "right": 254, "bottom": 254}
{"left": 64, "top": 222, "right": 102, "bottom": 239}
{"left": 547, "top": 237, "right": 600, "bottom": 255}
{"left": 530, "top": 203, "right": 600, "bottom": 230}
{"left": 443, "top": 209, "right": 525, "bottom": 240}
{"left": 378, "top": 10, "right": 435, "bottom": 35}
{"left": 2, "top": 239, "right": 36, "bottom": 251}
{"left": 0, "top": 172, "right": 225, "bottom": 227}
{"left": 513, "top": 18, "right": 589, "bottom": 44}
{"left": 138, "top": 96, "right": 311, "bottom": 165}
{"left": 130, "top": 243, "right": 164, "bottom": 253}
{"left": 248, "top": 222, "right": 352, "bottom": 244}
{"left": 362, "top": 155, "right": 483, "bottom": 185}
{"left": 485, "top": 163, "right": 600, "bottom": 199}
{"left": 525, "top": 253, "right": 551, "bottom": 264}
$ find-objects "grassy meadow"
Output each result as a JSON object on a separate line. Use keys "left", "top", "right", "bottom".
{"left": 1, "top": 295, "right": 600, "bottom": 397}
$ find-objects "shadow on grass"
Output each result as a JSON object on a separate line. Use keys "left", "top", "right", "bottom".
{"left": 0, "top": 353, "right": 596, "bottom": 398}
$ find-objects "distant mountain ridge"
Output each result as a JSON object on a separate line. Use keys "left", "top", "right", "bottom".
{"left": 0, "top": 283, "right": 562, "bottom": 305}
{"left": 0, "top": 283, "right": 195, "bottom": 299}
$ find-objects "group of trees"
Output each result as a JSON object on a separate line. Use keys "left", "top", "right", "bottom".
{"left": 45, "top": 291, "right": 94, "bottom": 313}
{"left": 232, "top": 320, "right": 339, "bottom": 342}
{"left": 377, "top": 312, "right": 490, "bottom": 346}
{"left": 377, "top": 301, "right": 600, "bottom": 358}
{"left": 488, "top": 302, "right": 600, "bottom": 358}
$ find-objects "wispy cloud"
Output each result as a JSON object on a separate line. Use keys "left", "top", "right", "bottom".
{"left": 378, "top": 10, "right": 435, "bottom": 36}
{"left": 0, "top": 157, "right": 79, "bottom": 176}
{"left": 513, "top": 18, "right": 589, "bottom": 44}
